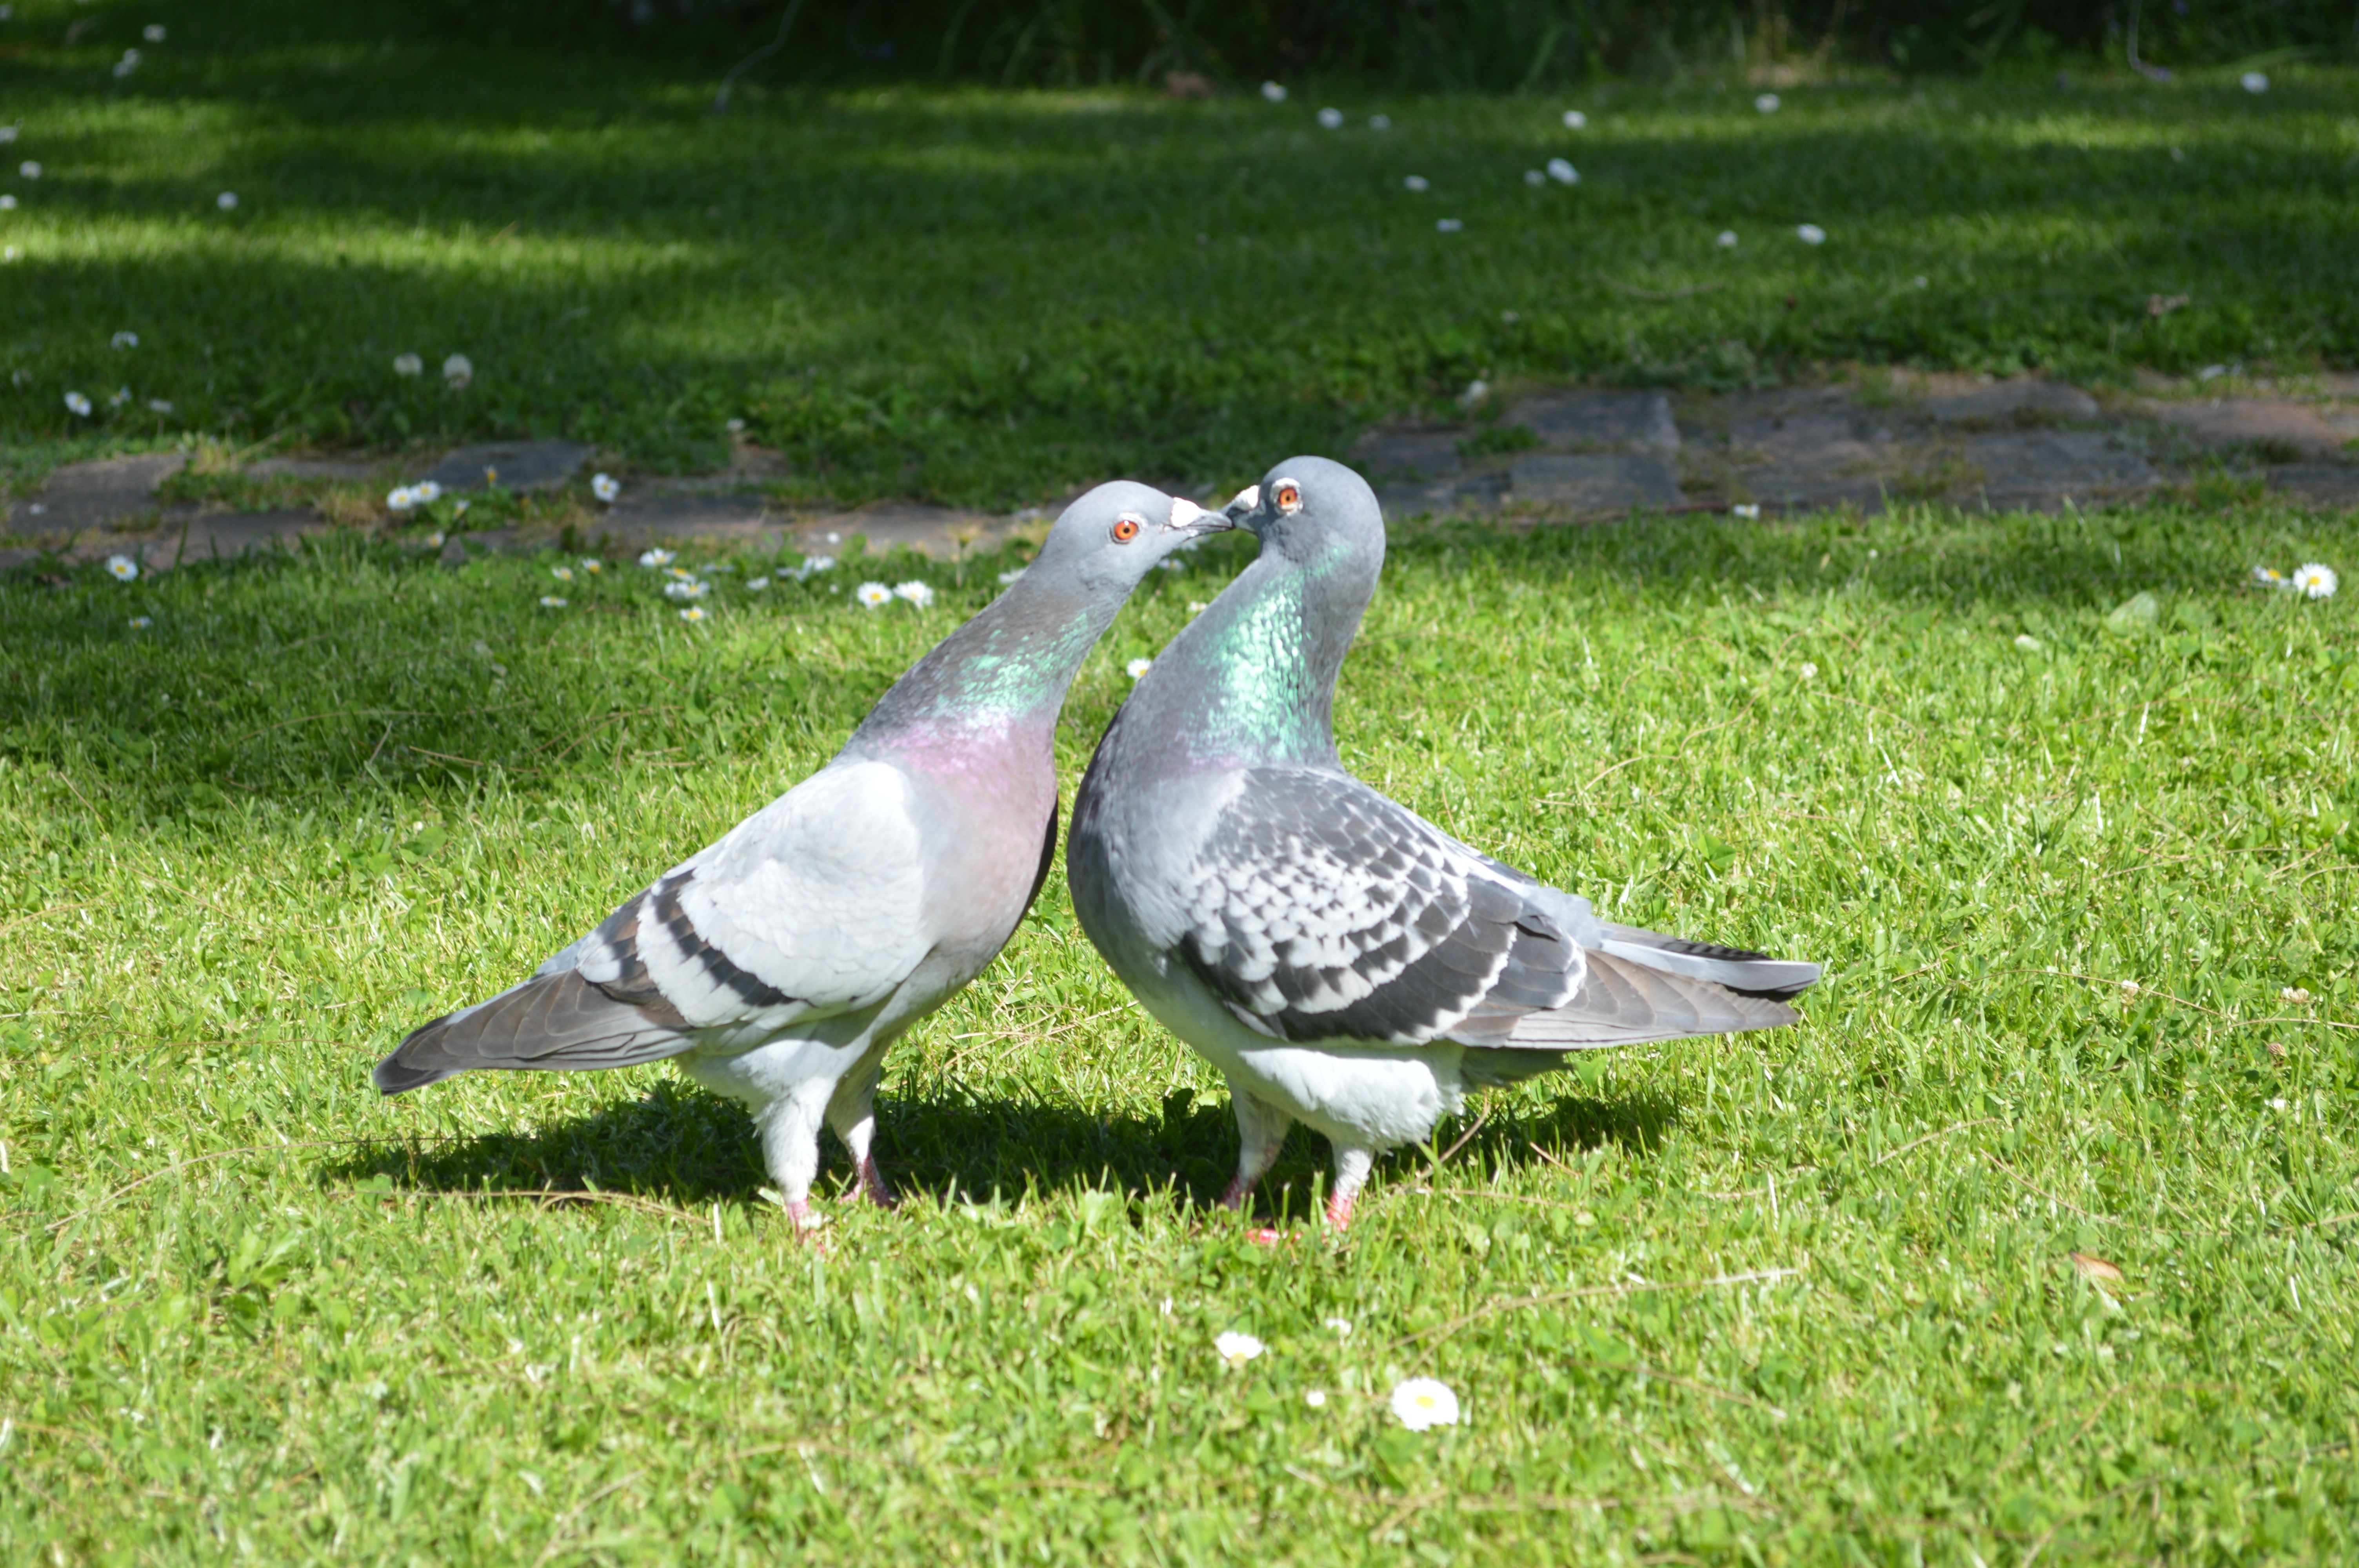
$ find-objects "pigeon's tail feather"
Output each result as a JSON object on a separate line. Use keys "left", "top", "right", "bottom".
{"left": 1497, "top": 949, "right": 1796, "bottom": 1049}
{"left": 373, "top": 970, "right": 695, "bottom": 1095}
{"left": 1597, "top": 922, "right": 1821, "bottom": 1000}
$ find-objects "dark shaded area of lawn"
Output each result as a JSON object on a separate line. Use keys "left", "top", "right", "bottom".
{"left": 3, "top": 1, "right": 2356, "bottom": 504}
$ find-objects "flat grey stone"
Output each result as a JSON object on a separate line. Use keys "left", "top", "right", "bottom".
{"left": 594, "top": 493, "right": 776, "bottom": 548}
{"left": 439, "top": 528, "right": 523, "bottom": 566}
{"left": 797, "top": 503, "right": 1011, "bottom": 561}
{"left": 1376, "top": 473, "right": 1504, "bottom": 523}
{"left": 1349, "top": 428, "right": 1463, "bottom": 479}
{"left": 5, "top": 452, "right": 188, "bottom": 534}
{"left": 1719, "top": 407, "right": 1900, "bottom": 508}
{"left": 1508, "top": 453, "right": 1681, "bottom": 510}
{"left": 418, "top": 440, "right": 594, "bottom": 494}
{"left": 1509, "top": 390, "right": 1678, "bottom": 453}
{"left": 248, "top": 456, "right": 378, "bottom": 481}
{"left": 0, "top": 508, "right": 330, "bottom": 574}
{"left": 1926, "top": 378, "right": 2100, "bottom": 425}
{"left": 1965, "top": 431, "right": 2156, "bottom": 508}
{"left": 2151, "top": 399, "right": 2346, "bottom": 459}
{"left": 2267, "top": 464, "right": 2359, "bottom": 510}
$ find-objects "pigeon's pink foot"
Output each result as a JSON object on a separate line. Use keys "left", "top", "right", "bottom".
{"left": 854, "top": 1155, "right": 899, "bottom": 1211}
{"left": 1324, "top": 1192, "right": 1356, "bottom": 1231}
{"left": 1217, "top": 1174, "right": 1258, "bottom": 1210}
{"left": 783, "top": 1198, "right": 831, "bottom": 1247}
{"left": 1246, "top": 1227, "right": 1285, "bottom": 1247}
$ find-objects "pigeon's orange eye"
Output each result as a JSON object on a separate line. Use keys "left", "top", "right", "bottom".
{"left": 1111, "top": 516, "right": 1141, "bottom": 542}
{"left": 1273, "top": 481, "right": 1303, "bottom": 514}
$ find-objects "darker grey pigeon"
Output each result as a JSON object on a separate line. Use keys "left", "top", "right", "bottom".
{"left": 376, "top": 483, "right": 1231, "bottom": 1232}
{"left": 1069, "top": 457, "right": 1817, "bottom": 1231}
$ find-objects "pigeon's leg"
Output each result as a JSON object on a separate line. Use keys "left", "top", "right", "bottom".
{"left": 755, "top": 1085, "right": 834, "bottom": 1237}
{"left": 1219, "top": 1088, "right": 1291, "bottom": 1222}
{"left": 825, "top": 1060, "right": 898, "bottom": 1211}
{"left": 1325, "top": 1145, "right": 1376, "bottom": 1232}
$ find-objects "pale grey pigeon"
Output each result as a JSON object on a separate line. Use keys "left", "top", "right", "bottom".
{"left": 376, "top": 483, "right": 1231, "bottom": 1231}
{"left": 1068, "top": 457, "right": 1818, "bottom": 1231}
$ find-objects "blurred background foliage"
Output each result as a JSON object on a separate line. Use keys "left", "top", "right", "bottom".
{"left": 423, "top": 0, "right": 2359, "bottom": 87}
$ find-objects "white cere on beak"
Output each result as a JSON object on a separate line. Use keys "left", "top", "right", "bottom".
{"left": 1229, "top": 485, "right": 1261, "bottom": 515}
{"left": 1169, "top": 496, "right": 1210, "bottom": 528}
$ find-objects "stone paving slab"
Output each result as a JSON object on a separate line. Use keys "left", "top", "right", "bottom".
{"left": 1509, "top": 390, "right": 1678, "bottom": 452}
{"left": 249, "top": 456, "right": 380, "bottom": 481}
{"left": 795, "top": 503, "right": 1017, "bottom": 561}
{"left": 1966, "top": 430, "right": 2158, "bottom": 509}
{"left": 0, "top": 508, "right": 331, "bottom": 574}
{"left": 2149, "top": 399, "right": 2349, "bottom": 459}
{"left": 1509, "top": 453, "right": 1681, "bottom": 509}
{"left": 589, "top": 493, "right": 777, "bottom": 549}
{"left": 1923, "top": 377, "right": 2101, "bottom": 425}
{"left": 4, "top": 452, "right": 187, "bottom": 534}
{"left": 2267, "top": 464, "right": 2359, "bottom": 508}
{"left": 417, "top": 440, "right": 594, "bottom": 494}
{"left": 1348, "top": 428, "right": 1463, "bottom": 479}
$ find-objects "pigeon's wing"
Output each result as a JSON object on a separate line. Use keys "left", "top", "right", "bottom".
{"left": 375, "top": 760, "right": 936, "bottom": 1093}
{"left": 1171, "top": 768, "right": 1581, "bottom": 1046}
{"left": 1172, "top": 768, "right": 1801, "bottom": 1052}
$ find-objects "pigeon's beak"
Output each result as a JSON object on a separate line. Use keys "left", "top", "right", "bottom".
{"left": 1220, "top": 485, "right": 1262, "bottom": 530}
{"left": 1166, "top": 496, "right": 1232, "bottom": 539}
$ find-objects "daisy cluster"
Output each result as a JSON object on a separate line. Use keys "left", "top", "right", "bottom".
{"left": 1206, "top": 1328, "right": 1458, "bottom": 1429}
{"left": 385, "top": 480, "right": 444, "bottom": 513}
{"left": 856, "top": 580, "right": 936, "bottom": 610}
{"left": 2254, "top": 563, "right": 2337, "bottom": 600}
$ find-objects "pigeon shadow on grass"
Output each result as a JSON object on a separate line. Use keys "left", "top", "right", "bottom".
{"left": 324, "top": 1076, "right": 1678, "bottom": 1224}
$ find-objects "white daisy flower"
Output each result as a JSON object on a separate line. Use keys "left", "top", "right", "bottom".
{"left": 1731, "top": 503, "right": 1760, "bottom": 518}
{"left": 539, "top": 595, "right": 568, "bottom": 608}
{"left": 2281, "top": 985, "right": 2313, "bottom": 1004}
{"left": 2253, "top": 564, "right": 2286, "bottom": 587}
{"left": 1403, "top": 174, "right": 1429, "bottom": 192}
{"left": 64, "top": 390, "right": 91, "bottom": 416}
{"left": 145, "top": 25, "right": 167, "bottom": 42}
{"left": 1755, "top": 93, "right": 1780, "bottom": 113}
{"left": 678, "top": 605, "right": 707, "bottom": 622}
{"left": 1524, "top": 169, "right": 1546, "bottom": 186}
{"left": 413, "top": 480, "right": 442, "bottom": 504}
{"left": 1718, "top": 225, "right": 1741, "bottom": 247}
{"left": 19, "top": 161, "right": 39, "bottom": 180}
{"left": 1317, "top": 107, "right": 1343, "bottom": 129}
{"left": 2241, "top": 71, "right": 2269, "bottom": 93}
{"left": 580, "top": 557, "right": 603, "bottom": 573}
{"left": 2014, "top": 633, "right": 2042, "bottom": 651}
{"left": 3, "top": 246, "right": 17, "bottom": 260}
{"left": 442, "top": 353, "right": 473, "bottom": 390}
{"left": 997, "top": 567, "right": 1026, "bottom": 585}
{"left": 105, "top": 554, "right": 138, "bottom": 581}
{"left": 1157, "top": 559, "right": 1182, "bottom": 571}
{"left": 424, "top": 531, "right": 443, "bottom": 547}
{"left": 1546, "top": 157, "right": 1578, "bottom": 184}
{"left": 113, "top": 49, "right": 141, "bottom": 78}
{"left": 108, "top": 387, "right": 130, "bottom": 408}
{"left": 216, "top": 191, "right": 236, "bottom": 210}
{"left": 1563, "top": 109, "right": 1587, "bottom": 129}
{"left": 637, "top": 548, "right": 674, "bottom": 568}
{"left": 855, "top": 581, "right": 893, "bottom": 608}
{"left": 893, "top": 580, "right": 935, "bottom": 608}
{"left": 1126, "top": 657, "right": 1153, "bottom": 679}
{"left": 111, "top": 330, "right": 137, "bottom": 349}
{"left": 1188, "top": 600, "right": 1209, "bottom": 613}
{"left": 1436, "top": 218, "right": 1463, "bottom": 233}
{"left": 147, "top": 399, "right": 171, "bottom": 413}
{"left": 551, "top": 566, "right": 574, "bottom": 582}
{"left": 665, "top": 565, "right": 695, "bottom": 580}
{"left": 726, "top": 416, "right": 745, "bottom": 432}
{"left": 393, "top": 352, "right": 422, "bottom": 376}
{"left": 129, "top": 615, "right": 152, "bottom": 629}
{"left": 1368, "top": 114, "right": 1391, "bottom": 130}
{"left": 1323, "top": 1316, "right": 1353, "bottom": 1336}
{"left": 591, "top": 472, "right": 620, "bottom": 503}
{"left": 1390, "top": 1377, "right": 1460, "bottom": 1430}
{"left": 1214, "top": 1332, "right": 1264, "bottom": 1365}
{"left": 663, "top": 579, "right": 709, "bottom": 600}
{"left": 2293, "top": 563, "right": 2337, "bottom": 599}
{"left": 1260, "top": 81, "right": 1287, "bottom": 103}
{"left": 0, "top": 127, "right": 15, "bottom": 145}
{"left": 451, "top": 497, "right": 469, "bottom": 517}
{"left": 796, "top": 554, "right": 836, "bottom": 580}
{"left": 387, "top": 486, "right": 417, "bottom": 511}
{"left": 1797, "top": 223, "right": 1826, "bottom": 245}
{"left": 1304, "top": 1389, "right": 1328, "bottom": 1407}
{"left": 0, "top": 196, "right": 14, "bottom": 211}
{"left": 744, "top": 576, "right": 769, "bottom": 591}
{"left": 1799, "top": 661, "right": 1819, "bottom": 679}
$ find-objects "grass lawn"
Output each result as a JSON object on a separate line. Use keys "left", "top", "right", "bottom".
{"left": 3, "top": 493, "right": 2356, "bottom": 1563}
{"left": 4, "top": 1, "right": 2359, "bottom": 507}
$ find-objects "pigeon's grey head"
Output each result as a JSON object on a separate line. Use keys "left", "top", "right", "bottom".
{"left": 1230, "top": 456, "right": 1384, "bottom": 569}
{"left": 1026, "top": 479, "right": 1230, "bottom": 596}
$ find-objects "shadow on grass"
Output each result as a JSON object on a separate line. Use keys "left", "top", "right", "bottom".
{"left": 325, "top": 1076, "right": 1678, "bottom": 1223}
